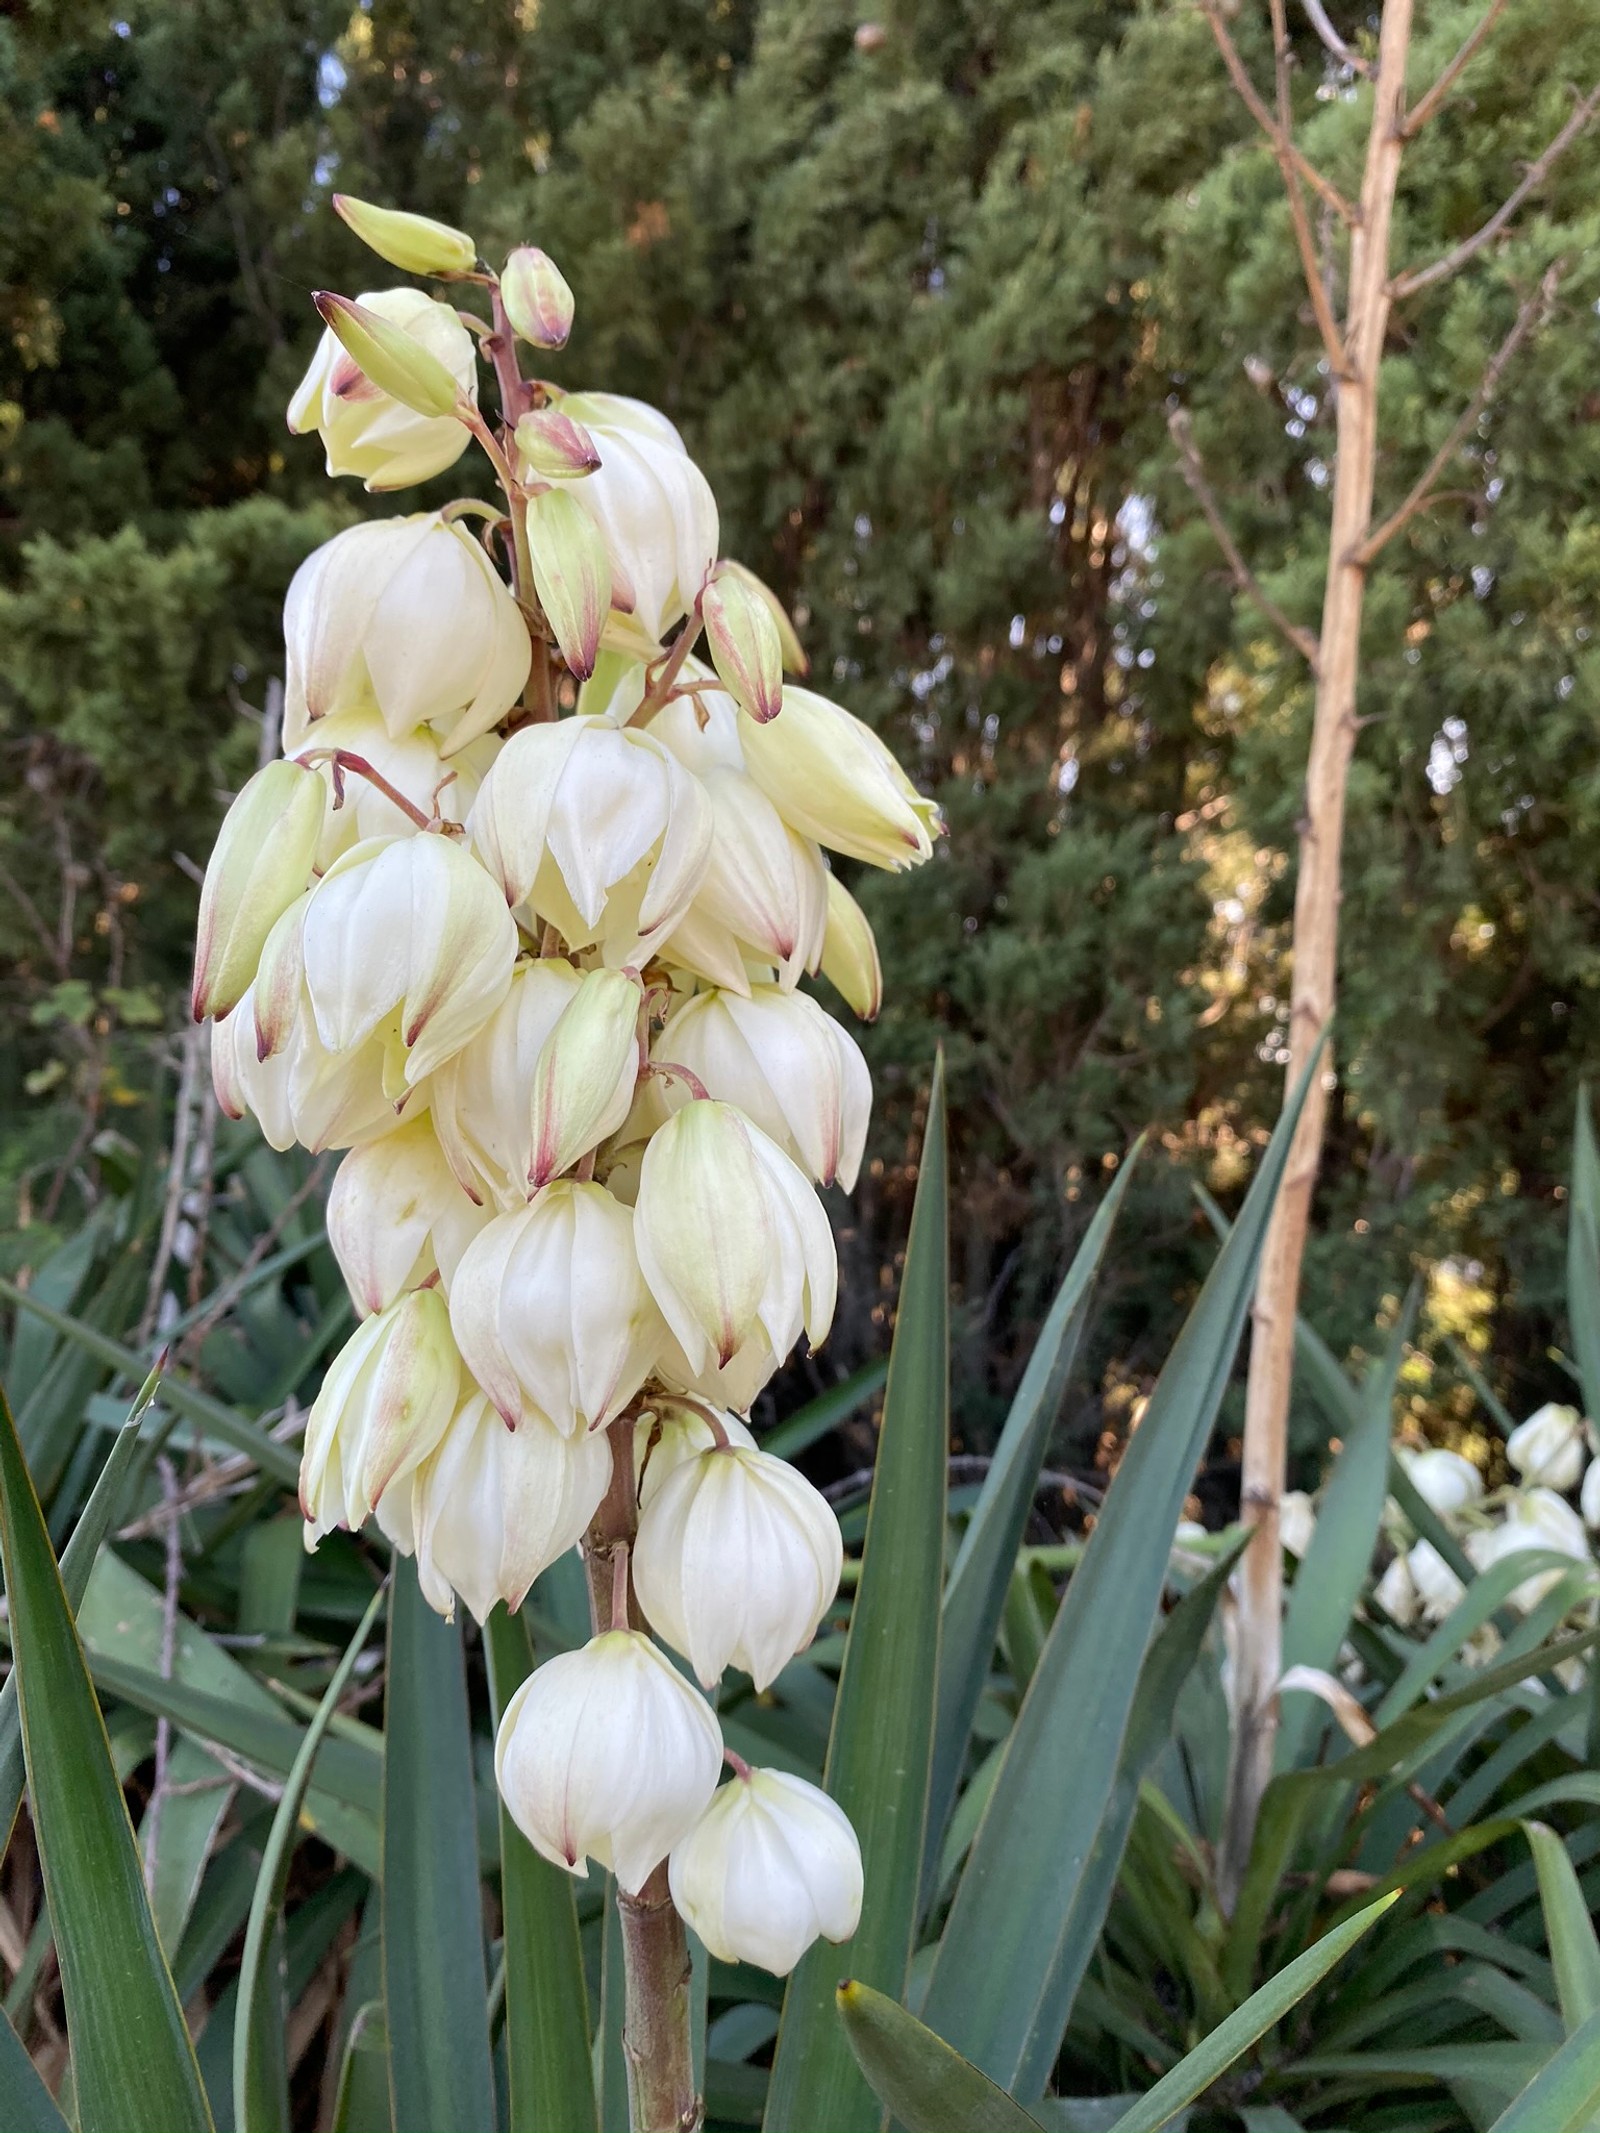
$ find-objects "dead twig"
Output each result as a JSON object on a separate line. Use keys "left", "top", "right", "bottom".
{"left": 1401, "top": 0, "right": 1507, "bottom": 136}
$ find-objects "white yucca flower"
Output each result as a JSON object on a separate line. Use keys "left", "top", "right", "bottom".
{"left": 669, "top": 1766, "right": 861, "bottom": 1976}
{"left": 326, "top": 1114, "right": 490, "bottom": 1315}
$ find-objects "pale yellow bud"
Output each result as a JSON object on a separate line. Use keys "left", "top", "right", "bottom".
{"left": 715, "top": 560, "right": 808, "bottom": 677}
{"left": 299, "top": 1288, "right": 460, "bottom": 1541}
{"left": 313, "top": 291, "right": 463, "bottom": 419}
{"left": 702, "top": 566, "right": 783, "bottom": 724}
{"left": 525, "top": 487, "right": 612, "bottom": 680}
{"left": 501, "top": 246, "right": 576, "bottom": 350}
{"left": 527, "top": 967, "right": 642, "bottom": 1187}
{"left": 333, "top": 194, "right": 478, "bottom": 277}
{"left": 818, "top": 872, "right": 882, "bottom": 1021}
{"left": 740, "top": 686, "right": 943, "bottom": 871}
{"left": 191, "top": 761, "right": 325, "bottom": 1022}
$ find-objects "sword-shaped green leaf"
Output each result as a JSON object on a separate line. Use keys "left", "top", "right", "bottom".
{"left": 836, "top": 1982, "right": 1046, "bottom": 2133}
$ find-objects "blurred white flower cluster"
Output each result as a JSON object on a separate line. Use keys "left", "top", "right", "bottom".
{"left": 191, "top": 197, "right": 945, "bottom": 1974}
{"left": 1370, "top": 1403, "right": 1600, "bottom": 1645}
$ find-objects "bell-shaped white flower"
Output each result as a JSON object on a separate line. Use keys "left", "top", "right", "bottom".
{"left": 192, "top": 761, "right": 326, "bottom": 1022}
{"left": 449, "top": 1182, "right": 666, "bottom": 1435}
{"left": 379, "top": 1389, "right": 610, "bottom": 1624}
{"left": 634, "top": 1101, "right": 837, "bottom": 1386}
{"left": 527, "top": 967, "right": 642, "bottom": 1188}
{"left": 656, "top": 1329, "right": 783, "bottom": 1415}
{"left": 1583, "top": 1456, "right": 1600, "bottom": 1532}
{"left": 635, "top": 1398, "right": 757, "bottom": 1507}
{"left": 545, "top": 391, "right": 718, "bottom": 641}
{"left": 1407, "top": 1538, "right": 1466, "bottom": 1622}
{"left": 299, "top": 1288, "right": 460, "bottom": 1542}
{"left": 633, "top": 1438, "right": 842, "bottom": 1688}
{"left": 819, "top": 872, "right": 882, "bottom": 1021}
{"left": 1372, "top": 1551, "right": 1418, "bottom": 1626}
{"left": 428, "top": 959, "right": 584, "bottom": 1207}
{"left": 669, "top": 1766, "right": 862, "bottom": 1976}
{"left": 471, "top": 716, "right": 713, "bottom": 966}
{"left": 739, "top": 686, "right": 943, "bottom": 871}
{"left": 326, "top": 1115, "right": 490, "bottom": 1314}
{"left": 288, "top": 706, "right": 497, "bottom": 868}
{"left": 283, "top": 515, "right": 530, "bottom": 757}
{"left": 656, "top": 987, "right": 870, "bottom": 1191}
{"left": 288, "top": 287, "right": 477, "bottom": 491}
{"left": 1279, "top": 1491, "right": 1315, "bottom": 1560}
{"left": 213, "top": 976, "right": 406, "bottom": 1154}
{"left": 1401, "top": 1446, "right": 1484, "bottom": 1520}
{"left": 657, "top": 768, "right": 828, "bottom": 993}
{"left": 296, "top": 834, "right": 516, "bottom": 1090}
{"left": 1506, "top": 1403, "right": 1588, "bottom": 1493}
{"left": 1469, "top": 1487, "right": 1592, "bottom": 1612}
{"left": 495, "top": 1629, "right": 722, "bottom": 1893}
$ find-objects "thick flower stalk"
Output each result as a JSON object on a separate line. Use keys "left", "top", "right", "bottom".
{"left": 189, "top": 191, "right": 940, "bottom": 2133}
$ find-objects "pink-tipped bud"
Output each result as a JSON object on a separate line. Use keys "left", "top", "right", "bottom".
{"left": 515, "top": 407, "right": 602, "bottom": 481}
{"left": 191, "top": 762, "right": 324, "bottom": 1023}
{"left": 702, "top": 565, "right": 784, "bottom": 724}
{"left": 313, "top": 291, "right": 463, "bottom": 419}
{"left": 501, "top": 245, "right": 575, "bottom": 350}
{"left": 524, "top": 487, "right": 612, "bottom": 679}
{"left": 527, "top": 968, "right": 642, "bottom": 1187}
{"left": 714, "top": 559, "right": 808, "bottom": 677}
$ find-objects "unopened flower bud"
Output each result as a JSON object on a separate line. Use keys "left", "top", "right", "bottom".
{"left": 702, "top": 566, "right": 783, "bottom": 724}
{"left": 333, "top": 194, "right": 477, "bottom": 277}
{"left": 819, "top": 872, "right": 882, "bottom": 1021}
{"left": 714, "top": 560, "right": 808, "bottom": 677}
{"left": 634, "top": 1439, "right": 842, "bottom": 1687}
{"left": 429, "top": 959, "right": 584, "bottom": 1206}
{"left": 449, "top": 1182, "right": 666, "bottom": 1435}
{"left": 495, "top": 1629, "right": 722, "bottom": 1892}
{"left": 1400, "top": 1446, "right": 1484, "bottom": 1519}
{"left": 326, "top": 1115, "right": 489, "bottom": 1315}
{"left": 300, "top": 834, "right": 516, "bottom": 1090}
{"left": 300, "top": 1288, "right": 460, "bottom": 1541}
{"left": 288, "top": 287, "right": 477, "bottom": 491}
{"left": 191, "top": 761, "right": 325, "bottom": 1022}
{"left": 551, "top": 392, "right": 718, "bottom": 641}
{"left": 524, "top": 487, "right": 612, "bottom": 679}
{"left": 634, "top": 1101, "right": 836, "bottom": 1383}
{"left": 283, "top": 515, "right": 529, "bottom": 757}
{"left": 314, "top": 291, "right": 463, "bottom": 419}
{"left": 740, "top": 686, "right": 942, "bottom": 871}
{"left": 669, "top": 1768, "right": 861, "bottom": 1975}
{"left": 500, "top": 245, "right": 575, "bottom": 350}
{"left": 528, "top": 968, "right": 642, "bottom": 1187}
{"left": 380, "top": 1390, "right": 610, "bottom": 1624}
{"left": 471, "top": 716, "right": 712, "bottom": 966}
{"left": 1506, "top": 1403, "right": 1587, "bottom": 1492}
{"left": 658, "top": 986, "right": 869, "bottom": 1190}
{"left": 514, "top": 407, "right": 601, "bottom": 481}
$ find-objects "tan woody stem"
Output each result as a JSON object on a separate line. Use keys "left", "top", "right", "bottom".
{"left": 584, "top": 1427, "right": 703, "bottom": 2133}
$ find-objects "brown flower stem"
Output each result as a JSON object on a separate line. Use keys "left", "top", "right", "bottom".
{"left": 582, "top": 1427, "right": 702, "bottom": 2133}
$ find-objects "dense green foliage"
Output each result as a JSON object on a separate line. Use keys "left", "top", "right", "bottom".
{"left": 5, "top": 0, "right": 1600, "bottom": 1453}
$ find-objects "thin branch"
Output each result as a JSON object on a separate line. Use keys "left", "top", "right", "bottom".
{"left": 1199, "top": 0, "right": 1357, "bottom": 225}
{"left": 1167, "top": 408, "right": 1322, "bottom": 670}
{"left": 1392, "top": 85, "right": 1600, "bottom": 298}
{"left": 1201, "top": 1, "right": 1350, "bottom": 369}
{"left": 1356, "top": 261, "right": 1563, "bottom": 565}
{"left": 1401, "top": 0, "right": 1508, "bottom": 137}
{"left": 177, "top": 1153, "right": 329, "bottom": 1364}
{"left": 1302, "top": 0, "right": 1369, "bottom": 78}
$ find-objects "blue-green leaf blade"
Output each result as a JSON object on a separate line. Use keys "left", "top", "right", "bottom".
{"left": 1524, "top": 1819, "right": 1600, "bottom": 2035}
{"left": 764, "top": 1058, "right": 949, "bottom": 2133}
{"left": 921, "top": 1048, "right": 1322, "bottom": 2096}
{"left": 1487, "top": 2006, "right": 1600, "bottom": 2133}
{"left": 0, "top": 2005, "right": 69, "bottom": 2133}
{"left": 382, "top": 1558, "right": 495, "bottom": 2133}
{"left": 0, "top": 1378, "right": 214, "bottom": 2132}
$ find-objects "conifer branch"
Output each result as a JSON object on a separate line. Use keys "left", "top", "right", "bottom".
{"left": 1199, "top": 0, "right": 1357, "bottom": 226}
{"left": 1167, "top": 408, "right": 1321, "bottom": 670}
{"left": 1355, "top": 262, "right": 1562, "bottom": 565}
{"left": 1391, "top": 85, "right": 1600, "bottom": 297}
{"left": 1401, "top": 0, "right": 1507, "bottom": 137}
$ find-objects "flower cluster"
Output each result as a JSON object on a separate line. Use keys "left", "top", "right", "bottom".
{"left": 191, "top": 197, "right": 940, "bottom": 1972}
{"left": 1371, "top": 1403, "right": 1600, "bottom": 1637}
